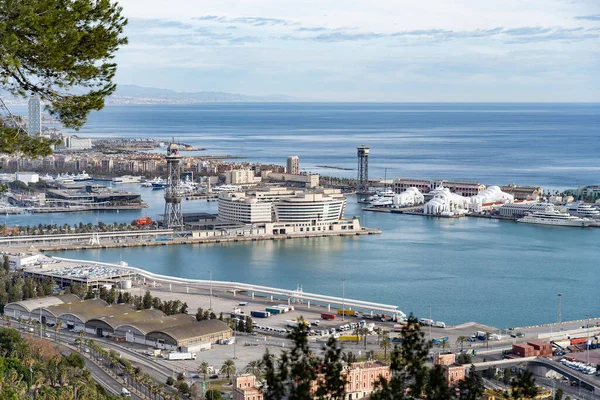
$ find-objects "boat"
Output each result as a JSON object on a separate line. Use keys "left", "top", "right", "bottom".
{"left": 517, "top": 208, "right": 592, "bottom": 227}
{"left": 566, "top": 202, "right": 600, "bottom": 218}
{"left": 73, "top": 171, "right": 92, "bottom": 181}
{"left": 112, "top": 175, "right": 142, "bottom": 184}
{"left": 370, "top": 198, "right": 393, "bottom": 207}
{"left": 142, "top": 177, "right": 163, "bottom": 187}
{"left": 41, "top": 173, "right": 55, "bottom": 182}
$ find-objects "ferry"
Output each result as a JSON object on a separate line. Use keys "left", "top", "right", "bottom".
{"left": 517, "top": 208, "right": 592, "bottom": 227}
{"left": 141, "top": 177, "right": 164, "bottom": 187}
{"left": 73, "top": 171, "right": 92, "bottom": 181}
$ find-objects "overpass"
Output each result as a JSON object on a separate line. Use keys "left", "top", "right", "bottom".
{"left": 471, "top": 357, "right": 600, "bottom": 394}
{"left": 50, "top": 256, "right": 406, "bottom": 318}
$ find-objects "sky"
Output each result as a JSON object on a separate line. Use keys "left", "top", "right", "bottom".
{"left": 114, "top": 0, "right": 600, "bottom": 101}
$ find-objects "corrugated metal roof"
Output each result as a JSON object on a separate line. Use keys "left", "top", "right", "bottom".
{"left": 5, "top": 294, "right": 80, "bottom": 312}
{"left": 89, "top": 308, "right": 167, "bottom": 330}
{"left": 47, "top": 299, "right": 134, "bottom": 322}
{"left": 121, "top": 313, "right": 196, "bottom": 335}
{"left": 148, "top": 319, "right": 231, "bottom": 342}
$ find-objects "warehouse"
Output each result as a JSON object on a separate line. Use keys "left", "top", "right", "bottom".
{"left": 85, "top": 308, "right": 166, "bottom": 338}
{"left": 41, "top": 299, "right": 133, "bottom": 331}
{"left": 4, "top": 294, "right": 80, "bottom": 321}
{"left": 146, "top": 319, "right": 232, "bottom": 348}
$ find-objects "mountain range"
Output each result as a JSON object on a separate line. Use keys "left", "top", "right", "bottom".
{"left": 1, "top": 85, "right": 298, "bottom": 105}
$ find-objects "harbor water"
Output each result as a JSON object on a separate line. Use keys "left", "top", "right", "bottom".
{"left": 5, "top": 103, "right": 600, "bottom": 328}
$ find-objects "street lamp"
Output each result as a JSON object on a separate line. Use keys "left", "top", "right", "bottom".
{"left": 429, "top": 305, "right": 433, "bottom": 341}
{"left": 341, "top": 279, "right": 346, "bottom": 322}
{"left": 557, "top": 293, "right": 562, "bottom": 325}
{"left": 586, "top": 314, "right": 590, "bottom": 365}
{"left": 209, "top": 270, "right": 213, "bottom": 311}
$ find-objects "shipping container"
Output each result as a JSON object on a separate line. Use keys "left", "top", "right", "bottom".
{"left": 265, "top": 307, "right": 283, "bottom": 315}
{"left": 432, "top": 336, "right": 449, "bottom": 345}
{"left": 251, "top": 311, "right": 270, "bottom": 318}
{"left": 570, "top": 337, "right": 587, "bottom": 345}
{"left": 321, "top": 312, "right": 336, "bottom": 320}
{"left": 337, "top": 309, "right": 358, "bottom": 316}
{"left": 339, "top": 335, "right": 361, "bottom": 341}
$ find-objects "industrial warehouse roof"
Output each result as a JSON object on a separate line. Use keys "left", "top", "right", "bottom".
{"left": 46, "top": 299, "right": 134, "bottom": 322}
{"left": 147, "top": 319, "right": 230, "bottom": 342}
{"left": 5, "top": 294, "right": 80, "bottom": 313}
{"left": 120, "top": 313, "right": 196, "bottom": 335}
{"left": 87, "top": 309, "right": 167, "bottom": 330}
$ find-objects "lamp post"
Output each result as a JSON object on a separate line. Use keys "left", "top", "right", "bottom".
{"left": 209, "top": 270, "right": 213, "bottom": 311}
{"left": 557, "top": 293, "right": 562, "bottom": 325}
{"left": 429, "top": 304, "right": 433, "bottom": 341}
{"left": 586, "top": 314, "right": 590, "bottom": 365}
{"left": 341, "top": 279, "right": 346, "bottom": 322}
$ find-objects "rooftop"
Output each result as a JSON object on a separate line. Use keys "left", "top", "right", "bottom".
{"left": 148, "top": 319, "right": 231, "bottom": 342}
{"left": 5, "top": 294, "right": 80, "bottom": 312}
{"left": 126, "top": 313, "right": 196, "bottom": 335}
{"left": 87, "top": 308, "right": 167, "bottom": 330}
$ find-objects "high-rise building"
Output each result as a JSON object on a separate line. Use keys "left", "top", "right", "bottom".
{"left": 286, "top": 155, "right": 299, "bottom": 175}
{"left": 27, "top": 95, "right": 42, "bottom": 136}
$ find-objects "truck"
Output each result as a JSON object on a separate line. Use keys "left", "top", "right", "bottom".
{"left": 432, "top": 336, "right": 449, "bottom": 345}
{"left": 277, "top": 304, "right": 294, "bottom": 311}
{"left": 167, "top": 352, "right": 197, "bottom": 361}
{"left": 321, "top": 312, "right": 336, "bottom": 320}
{"left": 250, "top": 311, "right": 270, "bottom": 318}
{"left": 286, "top": 320, "right": 309, "bottom": 328}
{"left": 475, "top": 331, "right": 487, "bottom": 341}
{"left": 265, "top": 307, "right": 283, "bottom": 315}
{"left": 337, "top": 309, "right": 358, "bottom": 317}
{"left": 393, "top": 324, "right": 405, "bottom": 332}
{"left": 434, "top": 321, "right": 446, "bottom": 328}
{"left": 418, "top": 318, "right": 434, "bottom": 326}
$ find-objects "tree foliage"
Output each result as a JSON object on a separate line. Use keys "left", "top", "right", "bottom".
{"left": 0, "top": 0, "right": 128, "bottom": 129}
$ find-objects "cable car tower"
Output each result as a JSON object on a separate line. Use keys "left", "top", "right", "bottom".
{"left": 163, "top": 140, "right": 184, "bottom": 230}
{"left": 356, "top": 145, "right": 370, "bottom": 194}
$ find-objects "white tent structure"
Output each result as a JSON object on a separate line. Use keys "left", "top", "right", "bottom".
{"left": 470, "top": 186, "right": 514, "bottom": 211}
{"left": 423, "top": 187, "right": 470, "bottom": 215}
{"left": 392, "top": 187, "right": 424, "bottom": 207}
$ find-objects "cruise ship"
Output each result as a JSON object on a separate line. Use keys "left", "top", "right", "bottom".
{"left": 112, "top": 175, "right": 142, "bottom": 184}
{"left": 517, "top": 208, "right": 592, "bottom": 227}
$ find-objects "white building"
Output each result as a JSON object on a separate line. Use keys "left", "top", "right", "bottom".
{"left": 286, "top": 156, "right": 300, "bottom": 175}
{"left": 469, "top": 186, "right": 514, "bottom": 212}
{"left": 217, "top": 192, "right": 273, "bottom": 223}
{"left": 392, "top": 187, "right": 424, "bottom": 207}
{"left": 499, "top": 202, "right": 556, "bottom": 218}
{"left": 423, "top": 187, "right": 471, "bottom": 215}
{"left": 64, "top": 135, "right": 92, "bottom": 150}
{"left": 15, "top": 172, "right": 39, "bottom": 184}
{"left": 224, "top": 169, "right": 262, "bottom": 185}
{"left": 274, "top": 191, "right": 345, "bottom": 223}
{"left": 394, "top": 178, "right": 485, "bottom": 197}
{"left": 262, "top": 171, "right": 319, "bottom": 188}
{"left": 27, "top": 95, "right": 42, "bottom": 136}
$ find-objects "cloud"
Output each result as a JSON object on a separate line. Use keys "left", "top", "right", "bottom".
{"left": 574, "top": 14, "right": 600, "bottom": 21}
{"left": 193, "top": 15, "right": 295, "bottom": 26}
{"left": 295, "top": 27, "right": 328, "bottom": 32}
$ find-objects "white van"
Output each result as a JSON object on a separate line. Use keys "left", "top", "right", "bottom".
{"left": 434, "top": 321, "right": 446, "bottom": 328}
{"left": 418, "top": 318, "right": 434, "bottom": 326}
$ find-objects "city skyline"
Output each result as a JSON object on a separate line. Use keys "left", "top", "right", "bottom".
{"left": 113, "top": 0, "right": 600, "bottom": 102}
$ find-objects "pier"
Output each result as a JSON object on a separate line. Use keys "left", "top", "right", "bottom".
{"left": 0, "top": 228, "right": 381, "bottom": 251}
{"left": 48, "top": 256, "right": 405, "bottom": 317}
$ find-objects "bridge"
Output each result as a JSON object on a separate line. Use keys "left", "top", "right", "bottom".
{"left": 471, "top": 357, "right": 600, "bottom": 394}
{"left": 50, "top": 256, "right": 405, "bottom": 318}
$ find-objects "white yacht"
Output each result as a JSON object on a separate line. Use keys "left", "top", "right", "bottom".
{"left": 370, "top": 198, "right": 393, "bottom": 207}
{"left": 517, "top": 208, "right": 592, "bottom": 227}
{"left": 73, "top": 171, "right": 92, "bottom": 181}
{"left": 112, "top": 175, "right": 141, "bottom": 184}
{"left": 567, "top": 202, "right": 600, "bottom": 218}
{"left": 142, "top": 177, "right": 163, "bottom": 187}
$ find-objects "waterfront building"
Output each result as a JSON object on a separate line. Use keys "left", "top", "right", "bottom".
{"left": 391, "top": 187, "right": 424, "bottom": 207}
{"left": 577, "top": 185, "right": 600, "bottom": 202}
{"left": 217, "top": 192, "right": 273, "bottom": 223}
{"left": 470, "top": 186, "right": 514, "bottom": 212}
{"left": 423, "top": 186, "right": 470, "bottom": 215}
{"left": 394, "top": 178, "right": 485, "bottom": 197}
{"left": 27, "top": 95, "right": 42, "bottom": 136}
{"left": 15, "top": 171, "right": 39, "bottom": 184}
{"left": 274, "top": 191, "right": 345, "bottom": 223}
{"left": 262, "top": 171, "right": 320, "bottom": 188}
{"left": 286, "top": 155, "right": 300, "bottom": 175}
{"left": 500, "top": 184, "right": 542, "bottom": 201}
{"left": 62, "top": 135, "right": 92, "bottom": 150}
{"left": 498, "top": 202, "right": 555, "bottom": 218}
{"left": 225, "top": 169, "right": 262, "bottom": 185}
{"left": 310, "top": 361, "right": 391, "bottom": 399}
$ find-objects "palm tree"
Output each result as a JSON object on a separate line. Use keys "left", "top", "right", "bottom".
{"left": 440, "top": 338, "right": 449, "bottom": 351}
{"left": 456, "top": 335, "right": 467, "bottom": 352}
{"left": 198, "top": 360, "right": 210, "bottom": 382}
{"left": 221, "top": 359, "right": 236, "bottom": 378}
{"left": 485, "top": 332, "right": 492, "bottom": 349}
{"left": 379, "top": 333, "right": 391, "bottom": 360}
{"left": 360, "top": 327, "right": 370, "bottom": 350}
{"left": 55, "top": 320, "right": 63, "bottom": 343}
{"left": 244, "top": 360, "right": 262, "bottom": 377}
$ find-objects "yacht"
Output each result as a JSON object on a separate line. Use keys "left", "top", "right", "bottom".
{"left": 142, "top": 177, "right": 163, "bottom": 187}
{"left": 41, "top": 173, "right": 55, "bottom": 182}
{"left": 112, "top": 175, "right": 142, "bottom": 184}
{"left": 566, "top": 202, "right": 600, "bottom": 218}
{"left": 73, "top": 171, "right": 92, "bottom": 181}
{"left": 517, "top": 208, "right": 592, "bottom": 227}
{"left": 371, "top": 198, "right": 393, "bottom": 207}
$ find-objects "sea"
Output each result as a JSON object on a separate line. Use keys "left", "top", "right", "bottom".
{"left": 5, "top": 103, "right": 600, "bottom": 328}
